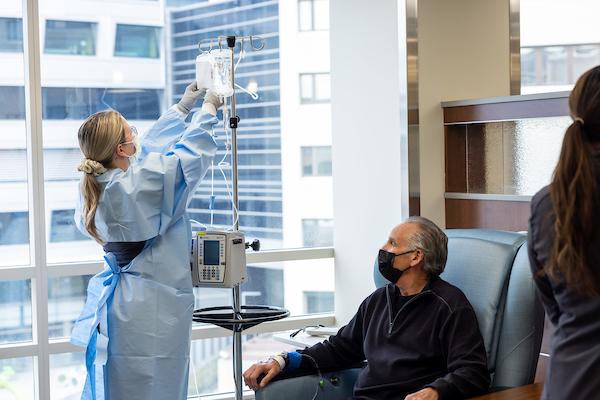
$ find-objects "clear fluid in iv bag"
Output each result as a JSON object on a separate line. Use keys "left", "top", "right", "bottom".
{"left": 210, "top": 49, "right": 234, "bottom": 98}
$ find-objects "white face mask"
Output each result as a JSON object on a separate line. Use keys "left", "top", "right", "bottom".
{"left": 121, "top": 126, "right": 141, "bottom": 163}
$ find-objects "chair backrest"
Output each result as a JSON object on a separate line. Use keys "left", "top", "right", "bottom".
{"left": 373, "top": 229, "right": 544, "bottom": 388}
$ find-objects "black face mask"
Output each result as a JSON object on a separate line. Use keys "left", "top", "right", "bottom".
{"left": 378, "top": 249, "right": 414, "bottom": 284}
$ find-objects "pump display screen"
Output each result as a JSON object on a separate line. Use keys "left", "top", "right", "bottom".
{"left": 203, "top": 240, "right": 220, "bottom": 265}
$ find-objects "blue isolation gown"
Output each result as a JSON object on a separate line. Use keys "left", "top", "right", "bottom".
{"left": 71, "top": 107, "right": 218, "bottom": 400}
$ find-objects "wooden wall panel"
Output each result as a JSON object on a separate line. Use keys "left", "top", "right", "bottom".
{"left": 443, "top": 97, "right": 569, "bottom": 124}
{"left": 445, "top": 126, "right": 468, "bottom": 192}
{"left": 445, "top": 199, "right": 530, "bottom": 231}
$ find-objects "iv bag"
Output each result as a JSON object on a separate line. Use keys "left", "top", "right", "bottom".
{"left": 195, "top": 53, "right": 214, "bottom": 91}
{"left": 210, "top": 49, "right": 234, "bottom": 98}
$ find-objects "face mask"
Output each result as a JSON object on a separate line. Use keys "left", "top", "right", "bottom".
{"left": 378, "top": 249, "right": 413, "bottom": 284}
{"left": 122, "top": 134, "right": 141, "bottom": 163}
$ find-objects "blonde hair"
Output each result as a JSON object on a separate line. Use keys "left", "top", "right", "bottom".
{"left": 77, "top": 110, "right": 125, "bottom": 244}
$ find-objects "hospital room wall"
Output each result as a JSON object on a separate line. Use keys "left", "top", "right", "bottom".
{"left": 330, "top": 0, "right": 512, "bottom": 325}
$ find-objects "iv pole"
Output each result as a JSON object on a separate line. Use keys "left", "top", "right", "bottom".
{"left": 193, "top": 35, "right": 287, "bottom": 400}
{"left": 227, "top": 35, "right": 244, "bottom": 400}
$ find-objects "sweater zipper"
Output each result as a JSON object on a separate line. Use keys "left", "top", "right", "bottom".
{"left": 386, "top": 286, "right": 432, "bottom": 335}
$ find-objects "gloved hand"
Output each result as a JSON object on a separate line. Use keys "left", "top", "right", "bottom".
{"left": 201, "top": 90, "right": 224, "bottom": 116}
{"left": 176, "top": 81, "right": 206, "bottom": 114}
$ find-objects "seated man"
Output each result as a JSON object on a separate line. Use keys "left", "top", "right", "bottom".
{"left": 243, "top": 216, "right": 490, "bottom": 400}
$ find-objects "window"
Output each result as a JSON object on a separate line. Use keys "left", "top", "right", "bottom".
{"left": 0, "top": 17, "right": 23, "bottom": 52}
{"left": 520, "top": 0, "right": 600, "bottom": 93}
{"left": 298, "top": 0, "right": 329, "bottom": 31}
{"left": 42, "top": 87, "right": 163, "bottom": 120}
{"left": 0, "top": 86, "right": 25, "bottom": 119}
{"left": 44, "top": 20, "right": 97, "bottom": 55}
{"left": 304, "top": 291, "right": 334, "bottom": 314}
{"left": 0, "top": 280, "right": 32, "bottom": 344}
{"left": 0, "top": 212, "right": 29, "bottom": 245}
{"left": 302, "top": 146, "right": 332, "bottom": 176}
{"left": 299, "top": 73, "right": 330, "bottom": 103}
{"left": 302, "top": 218, "right": 333, "bottom": 247}
{"left": 50, "top": 210, "right": 88, "bottom": 243}
{"left": 115, "top": 24, "right": 161, "bottom": 58}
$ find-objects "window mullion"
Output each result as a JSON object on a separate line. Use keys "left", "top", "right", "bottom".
{"left": 22, "top": 0, "right": 49, "bottom": 399}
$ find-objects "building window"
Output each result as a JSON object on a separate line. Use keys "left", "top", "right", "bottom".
{"left": 302, "top": 219, "right": 333, "bottom": 247}
{"left": 44, "top": 20, "right": 97, "bottom": 55}
{"left": 299, "top": 73, "right": 330, "bottom": 103}
{"left": 298, "top": 0, "right": 329, "bottom": 31}
{"left": 0, "top": 17, "right": 23, "bottom": 52}
{"left": 302, "top": 146, "right": 332, "bottom": 176}
{"left": 114, "top": 24, "right": 161, "bottom": 58}
{"left": 0, "top": 212, "right": 29, "bottom": 245}
{"left": 0, "top": 86, "right": 26, "bottom": 119}
{"left": 50, "top": 210, "right": 88, "bottom": 243}
{"left": 304, "top": 291, "right": 334, "bottom": 314}
{"left": 42, "top": 87, "right": 163, "bottom": 120}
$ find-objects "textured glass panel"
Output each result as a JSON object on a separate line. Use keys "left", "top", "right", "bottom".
{"left": 48, "top": 276, "right": 92, "bottom": 339}
{"left": 50, "top": 353, "right": 86, "bottom": 400}
{"left": 462, "top": 117, "right": 569, "bottom": 195}
{"left": 0, "top": 357, "right": 34, "bottom": 400}
{"left": 0, "top": 280, "right": 32, "bottom": 344}
{"left": 466, "top": 122, "right": 503, "bottom": 193}
{"left": 188, "top": 333, "right": 297, "bottom": 397}
{"left": 504, "top": 117, "right": 568, "bottom": 195}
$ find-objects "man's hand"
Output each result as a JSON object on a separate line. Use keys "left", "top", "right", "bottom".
{"left": 243, "top": 360, "right": 281, "bottom": 391}
{"left": 405, "top": 387, "right": 439, "bottom": 400}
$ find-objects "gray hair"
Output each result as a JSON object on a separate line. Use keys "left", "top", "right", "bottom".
{"left": 404, "top": 216, "right": 448, "bottom": 276}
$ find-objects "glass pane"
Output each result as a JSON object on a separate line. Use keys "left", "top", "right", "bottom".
{"left": 573, "top": 44, "right": 600, "bottom": 79}
{"left": 188, "top": 333, "right": 298, "bottom": 397}
{"left": 48, "top": 275, "right": 92, "bottom": 339}
{"left": 520, "top": 0, "right": 600, "bottom": 93}
{"left": 542, "top": 47, "right": 568, "bottom": 85}
{"left": 462, "top": 117, "right": 570, "bottom": 195}
{"left": 304, "top": 290, "right": 334, "bottom": 313}
{"left": 115, "top": 24, "right": 161, "bottom": 59}
{"left": 40, "top": 2, "right": 164, "bottom": 263}
{"left": 45, "top": 20, "right": 97, "bottom": 56}
{"left": 171, "top": 1, "right": 333, "bottom": 251}
{"left": 315, "top": 146, "right": 332, "bottom": 176}
{"left": 0, "top": 17, "right": 23, "bottom": 52}
{"left": 298, "top": 0, "right": 313, "bottom": 31}
{"left": 299, "top": 74, "right": 314, "bottom": 101}
{"left": 302, "top": 219, "right": 333, "bottom": 247}
{"left": 0, "top": 1, "right": 29, "bottom": 267}
{"left": 50, "top": 353, "right": 86, "bottom": 400}
{"left": 301, "top": 147, "right": 313, "bottom": 176}
{"left": 0, "top": 280, "right": 32, "bottom": 344}
{"left": 0, "top": 357, "right": 34, "bottom": 400}
{"left": 193, "top": 258, "right": 334, "bottom": 323}
{"left": 314, "top": 73, "right": 330, "bottom": 101}
{"left": 313, "top": 0, "right": 329, "bottom": 31}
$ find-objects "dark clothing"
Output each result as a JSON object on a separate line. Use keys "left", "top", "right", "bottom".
{"left": 103, "top": 241, "right": 146, "bottom": 267}
{"left": 298, "top": 277, "right": 490, "bottom": 400}
{"left": 529, "top": 184, "right": 600, "bottom": 400}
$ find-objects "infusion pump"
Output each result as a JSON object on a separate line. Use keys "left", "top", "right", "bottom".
{"left": 191, "top": 231, "right": 247, "bottom": 288}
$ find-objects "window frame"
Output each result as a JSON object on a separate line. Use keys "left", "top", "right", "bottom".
{"left": 299, "top": 72, "right": 330, "bottom": 104}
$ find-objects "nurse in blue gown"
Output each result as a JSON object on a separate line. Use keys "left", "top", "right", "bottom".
{"left": 70, "top": 82, "right": 222, "bottom": 400}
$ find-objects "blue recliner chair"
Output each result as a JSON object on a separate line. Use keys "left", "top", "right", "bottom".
{"left": 256, "top": 229, "right": 545, "bottom": 400}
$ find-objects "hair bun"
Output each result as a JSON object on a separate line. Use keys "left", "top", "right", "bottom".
{"left": 78, "top": 159, "right": 107, "bottom": 176}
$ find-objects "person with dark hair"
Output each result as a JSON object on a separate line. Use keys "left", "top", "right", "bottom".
{"left": 244, "top": 217, "right": 490, "bottom": 400}
{"left": 528, "top": 65, "right": 600, "bottom": 400}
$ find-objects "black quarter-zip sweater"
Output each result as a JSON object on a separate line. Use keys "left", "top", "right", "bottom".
{"left": 297, "top": 277, "right": 490, "bottom": 399}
